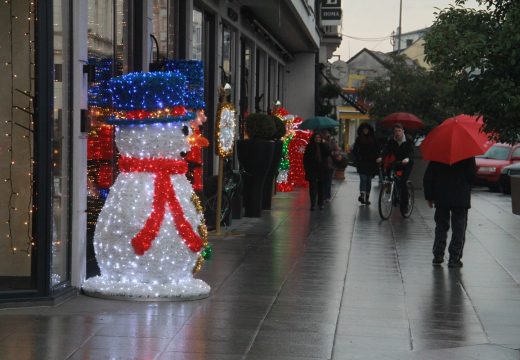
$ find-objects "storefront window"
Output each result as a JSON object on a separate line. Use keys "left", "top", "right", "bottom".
{"left": 268, "top": 57, "right": 277, "bottom": 110}
{"left": 278, "top": 63, "right": 285, "bottom": 104}
{"left": 221, "top": 23, "right": 236, "bottom": 102}
{"left": 0, "top": 0, "right": 36, "bottom": 291}
{"left": 240, "top": 39, "right": 252, "bottom": 137}
{"left": 255, "top": 49, "right": 266, "bottom": 112}
{"left": 51, "top": 0, "right": 72, "bottom": 288}
{"left": 192, "top": 9, "right": 203, "bottom": 61}
{"left": 152, "top": 0, "right": 176, "bottom": 61}
{"left": 86, "top": 0, "right": 130, "bottom": 277}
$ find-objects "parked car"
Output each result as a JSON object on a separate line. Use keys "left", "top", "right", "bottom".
{"left": 475, "top": 143, "right": 520, "bottom": 191}
{"left": 499, "top": 162, "right": 520, "bottom": 194}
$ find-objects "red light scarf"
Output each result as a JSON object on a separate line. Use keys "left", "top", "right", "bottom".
{"left": 118, "top": 157, "right": 203, "bottom": 255}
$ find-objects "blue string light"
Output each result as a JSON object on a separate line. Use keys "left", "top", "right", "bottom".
{"left": 106, "top": 71, "right": 194, "bottom": 125}
{"left": 164, "top": 60, "right": 205, "bottom": 110}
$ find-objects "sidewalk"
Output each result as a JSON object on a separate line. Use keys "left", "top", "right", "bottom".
{"left": 0, "top": 168, "right": 519, "bottom": 360}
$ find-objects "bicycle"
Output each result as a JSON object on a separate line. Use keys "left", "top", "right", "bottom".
{"left": 378, "top": 161, "right": 414, "bottom": 220}
{"left": 203, "top": 159, "right": 242, "bottom": 230}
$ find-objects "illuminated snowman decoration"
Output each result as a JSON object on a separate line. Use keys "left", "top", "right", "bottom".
{"left": 82, "top": 72, "right": 211, "bottom": 300}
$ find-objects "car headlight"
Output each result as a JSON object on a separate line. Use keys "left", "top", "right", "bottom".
{"left": 478, "top": 167, "right": 497, "bottom": 173}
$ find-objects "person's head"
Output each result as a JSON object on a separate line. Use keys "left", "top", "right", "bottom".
{"left": 357, "top": 123, "right": 374, "bottom": 137}
{"left": 312, "top": 132, "right": 323, "bottom": 143}
{"left": 393, "top": 123, "right": 405, "bottom": 141}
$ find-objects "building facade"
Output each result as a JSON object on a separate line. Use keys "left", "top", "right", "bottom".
{"left": 0, "top": 0, "right": 341, "bottom": 304}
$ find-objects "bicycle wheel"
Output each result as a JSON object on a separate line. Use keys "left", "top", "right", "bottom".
{"left": 378, "top": 181, "right": 394, "bottom": 220}
{"left": 203, "top": 192, "right": 231, "bottom": 229}
{"left": 400, "top": 181, "right": 414, "bottom": 218}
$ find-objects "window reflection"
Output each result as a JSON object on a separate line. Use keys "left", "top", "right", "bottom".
{"left": 51, "top": 0, "right": 71, "bottom": 287}
{"left": 152, "top": 0, "right": 175, "bottom": 60}
{"left": 86, "top": 0, "right": 129, "bottom": 278}
{"left": 192, "top": 9, "right": 203, "bottom": 61}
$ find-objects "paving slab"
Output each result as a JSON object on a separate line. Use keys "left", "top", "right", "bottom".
{"left": 0, "top": 168, "right": 519, "bottom": 359}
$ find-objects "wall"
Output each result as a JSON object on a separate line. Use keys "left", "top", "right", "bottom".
{"left": 285, "top": 53, "right": 316, "bottom": 119}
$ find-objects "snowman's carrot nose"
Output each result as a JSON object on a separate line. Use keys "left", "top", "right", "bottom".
{"left": 118, "top": 156, "right": 204, "bottom": 255}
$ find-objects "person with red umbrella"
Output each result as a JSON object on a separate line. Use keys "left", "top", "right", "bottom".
{"left": 421, "top": 115, "right": 485, "bottom": 268}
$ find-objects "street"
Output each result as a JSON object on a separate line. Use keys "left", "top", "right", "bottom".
{"left": 0, "top": 167, "right": 519, "bottom": 360}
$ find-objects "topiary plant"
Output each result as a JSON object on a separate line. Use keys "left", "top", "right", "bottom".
{"left": 271, "top": 115, "right": 287, "bottom": 140}
{"left": 245, "top": 113, "right": 276, "bottom": 140}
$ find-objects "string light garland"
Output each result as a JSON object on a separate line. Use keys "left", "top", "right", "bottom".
{"left": 3, "top": 0, "right": 35, "bottom": 255}
{"left": 82, "top": 72, "right": 210, "bottom": 300}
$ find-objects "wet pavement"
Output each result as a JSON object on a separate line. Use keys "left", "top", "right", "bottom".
{"left": 0, "top": 168, "right": 520, "bottom": 359}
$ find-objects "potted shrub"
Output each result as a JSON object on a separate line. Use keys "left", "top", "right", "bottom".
{"left": 262, "top": 115, "right": 287, "bottom": 209}
{"left": 236, "top": 113, "right": 276, "bottom": 217}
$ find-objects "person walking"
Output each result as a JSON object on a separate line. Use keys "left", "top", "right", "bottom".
{"left": 377, "top": 123, "right": 414, "bottom": 213}
{"left": 323, "top": 132, "right": 339, "bottom": 202}
{"left": 352, "top": 123, "right": 379, "bottom": 205}
{"left": 423, "top": 157, "right": 476, "bottom": 267}
{"left": 303, "top": 132, "right": 331, "bottom": 210}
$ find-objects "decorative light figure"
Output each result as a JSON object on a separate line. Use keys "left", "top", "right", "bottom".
{"left": 82, "top": 72, "right": 211, "bottom": 300}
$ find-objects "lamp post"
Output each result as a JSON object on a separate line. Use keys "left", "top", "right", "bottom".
{"left": 397, "top": 0, "right": 402, "bottom": 54}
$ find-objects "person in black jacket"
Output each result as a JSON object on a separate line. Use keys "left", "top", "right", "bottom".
{"left": 303, "top": 132, "right": 331, "bottom": 210}
{"left": 423, "top": 157, "right": 476, "bottom": 268}
{"left": 377, "top": 123, "right": 414, "bottom": 212}
{"left": 352, "top": 123, "right": 379, "bottom": 205}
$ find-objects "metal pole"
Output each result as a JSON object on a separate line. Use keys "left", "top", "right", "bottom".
{"left": 397, "top": 0, "right": 402, "bottom": 54}
{"left": 215, "top": 156, "right": 224, "bottom": 235}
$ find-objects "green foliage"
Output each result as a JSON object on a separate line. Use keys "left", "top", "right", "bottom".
{"left": 245, "top": 113, "right": 276, "bottom": 140}
{"left": 319, "top": 83, "right": 342, "bottom": 100}
{"left": 317, "top": 83, "right": 342, "bottom": 116}
{"left": 358, "top": 55, "right": 461, "bottom": 131}
{"left": 424, "top": 0, "right": 520, "bottom": 143}
{"left": 271, "top": 115, "right": 287, "bottom": 139}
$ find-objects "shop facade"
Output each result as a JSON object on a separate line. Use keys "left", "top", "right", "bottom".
{"left": 0, "top": 0, "right": 339, "bottom": 304}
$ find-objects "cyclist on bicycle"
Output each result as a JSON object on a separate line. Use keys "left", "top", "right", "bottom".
{"left": 376, "top": 123, "right": 414, "bottom": 213}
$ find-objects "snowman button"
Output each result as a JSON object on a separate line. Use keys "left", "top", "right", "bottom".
{"left": 182, "top": 125, "right": 190, "bottom": 136}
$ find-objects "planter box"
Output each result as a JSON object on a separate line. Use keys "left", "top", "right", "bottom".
{"left": 511, "top": 175, "right": 520, "bottom": 215}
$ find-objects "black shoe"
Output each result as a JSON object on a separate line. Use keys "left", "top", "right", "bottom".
{"left": 358, "top": 195, "right": 365, "bottom": 204}
{"left": 448, "top": 259, "right": 463, "bottom": 268}
{"left": 432, "top": 257, "right": 444, "bottom": 266}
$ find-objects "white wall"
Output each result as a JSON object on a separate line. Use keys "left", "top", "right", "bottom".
{"left": 285, "top": 53, "right": 316, "bottom": 119}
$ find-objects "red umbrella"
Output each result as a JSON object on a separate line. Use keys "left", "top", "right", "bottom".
{"left": 381, "top": 112, "right": 424, "bottom": 129}
{"left": 420, "top": 115, "right": 494, "bottom": 165}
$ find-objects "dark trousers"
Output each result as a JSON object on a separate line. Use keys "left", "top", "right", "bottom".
{"left": 359, "top": 174, "right": 372, "bottom": 194}
{"left": 433, "top": 207, "right": 468, "bottom": 261}
{"left": 325, "top": 169, "right": 334, "bottom": 199}
{"left": 308, "top": 178, "right": 326, "bottom": 208}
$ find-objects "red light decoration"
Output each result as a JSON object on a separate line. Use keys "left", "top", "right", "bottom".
{"left": 97, "top": 164, "right": 113, "bottom": 189}
{"left": 288, "top": 131, "right": 312, "bottom": 187}
{"left": 118, "top": 156, "right": 204, "bottom": 255}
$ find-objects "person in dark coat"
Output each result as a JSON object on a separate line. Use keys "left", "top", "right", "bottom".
{"left": 303, "top": 132, "right": 331, "bottom": 210}
{"left": 423, "top": 157, "right": 476, "bottom": 267}
{"left": 352, "top": 123, "right": 379, "bottom": 205}
{"left": 377, "top": 123, "right": 414, "bottom": 212}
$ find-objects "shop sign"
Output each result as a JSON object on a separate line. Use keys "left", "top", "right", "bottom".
{"left": 321, "top": 8, "right": 342, "bottom": 26}
{"left": 321, "top": 0, "right": 341, "bottom": 7}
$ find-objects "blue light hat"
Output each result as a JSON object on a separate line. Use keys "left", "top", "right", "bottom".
{"left": 164, "top": 60, "right": 205, "bottom": 110}
{"left": 106, "top": 71, "right": 195, "bottom": 125}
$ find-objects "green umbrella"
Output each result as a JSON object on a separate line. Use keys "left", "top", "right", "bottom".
{"left": 299, "top": 116, "right": 339, "bottom": 130}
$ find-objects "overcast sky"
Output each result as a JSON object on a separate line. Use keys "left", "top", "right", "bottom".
{"left": 333, "top": 0, "right": 483, "bottom": 61}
